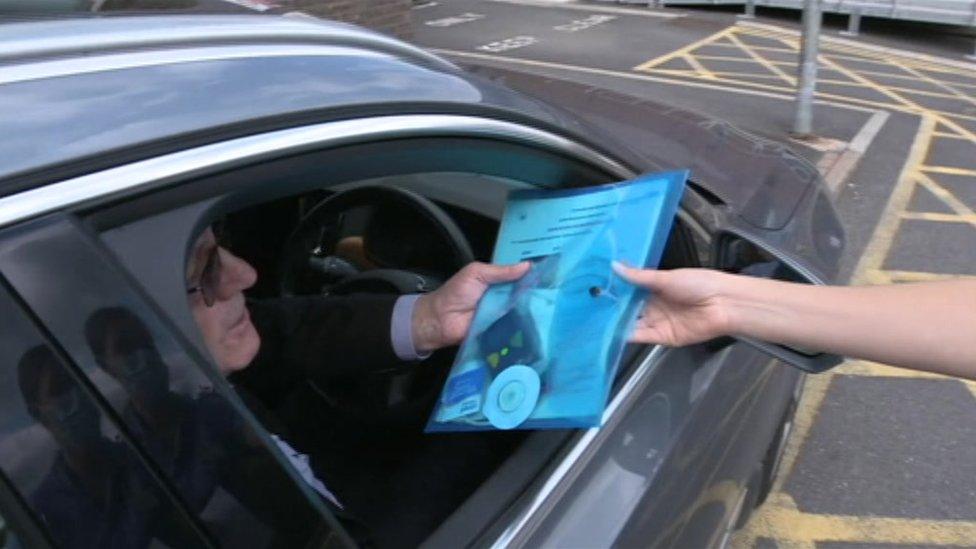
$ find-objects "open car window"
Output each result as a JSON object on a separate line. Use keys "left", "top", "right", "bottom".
{"left": 82, "top": 135, "right": 702, "bottom": 548}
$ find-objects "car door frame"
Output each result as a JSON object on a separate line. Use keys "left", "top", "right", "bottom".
{"left": 0, "top": 112, "right": 775, "bottom": 549}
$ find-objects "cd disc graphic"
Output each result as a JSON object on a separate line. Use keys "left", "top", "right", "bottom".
{"left": 483, "top": 365, "right": 540, "bottom": 429}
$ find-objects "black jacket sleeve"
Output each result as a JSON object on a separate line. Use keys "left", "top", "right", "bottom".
{"left": 230, "top": 294, "right": 400, "bottom": 407}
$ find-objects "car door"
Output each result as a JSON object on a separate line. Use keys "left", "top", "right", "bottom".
{"left": 0, "top": 235, "right": 212, "bottom": 548}
{"left": 0, "top": 112, "right": 800, "bottom": 549}
{"left": 469, "top": 188, "right": 800, "bottom": 549}
{"left": 0, "top": 214, "right": 350, "bottom": 548}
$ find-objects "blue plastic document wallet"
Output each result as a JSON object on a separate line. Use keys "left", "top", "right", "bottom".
{"left": 426, "top": 170, "right": 688, "bottom": 432}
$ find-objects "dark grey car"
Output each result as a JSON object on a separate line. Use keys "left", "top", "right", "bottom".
{"left": 0, "top": 14, "right": 843, "bottom": 549}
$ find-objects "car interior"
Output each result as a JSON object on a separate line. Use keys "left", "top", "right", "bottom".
{"left": 92, "top": 138, "right": 704, "bottom": 547}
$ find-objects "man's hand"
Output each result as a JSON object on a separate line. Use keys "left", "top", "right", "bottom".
{"left": 412, "top": 262, "right": 530, "bottom": 353}
{"left": 613, "top": 264, "right": 733, "bottom": 347}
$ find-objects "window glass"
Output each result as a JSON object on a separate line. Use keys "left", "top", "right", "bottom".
{"left": 0, "top": 513, "right": 22, "bottom": 548}
{"left": 0, "top": 217, "right": 344, "bottom": 548}
{"left": 0, "top": 282, "right": 208, "bottom": 548}
{"left": 87, "top": 145, "right": 697, "bottom": 548}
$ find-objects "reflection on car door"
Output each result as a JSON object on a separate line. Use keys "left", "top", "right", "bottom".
{"left": 0, "top": 214, "right": 350, "bottom": 548}
{"left": 0, "top": 268, "right": 209, "bottom": 547}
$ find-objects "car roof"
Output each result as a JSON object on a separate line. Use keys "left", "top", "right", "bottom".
{"left": 0, "top": 15, "right": 570, "bottom": 196}
{"left": 0, "top": 14, "right": 453, "bottom": 68}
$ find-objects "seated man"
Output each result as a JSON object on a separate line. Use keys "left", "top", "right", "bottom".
{"left": 185, "top": 226, "right": 528, "bottom": 546}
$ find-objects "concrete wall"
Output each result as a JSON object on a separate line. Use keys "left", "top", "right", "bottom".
{"left": 284, "top": 0, "right": 413, "bottom": 39}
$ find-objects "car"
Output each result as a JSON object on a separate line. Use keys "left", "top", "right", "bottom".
{"left": 0, "top": 13, "right": 845, "bottom": 549}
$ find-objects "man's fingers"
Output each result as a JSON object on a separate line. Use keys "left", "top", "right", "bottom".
{"left": 470, "top": 261, "right": 531, "bottom": 285}
{"left": 612, "top": 262, "right": 667, "bottom": 290}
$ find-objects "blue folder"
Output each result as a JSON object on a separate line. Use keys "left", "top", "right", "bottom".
{"left": 426, "top": 170, "right": 688, "bottom": 431}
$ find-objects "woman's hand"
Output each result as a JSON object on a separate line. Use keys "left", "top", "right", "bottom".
{"left": 613, "top": 264, "right": 733, "bottom": 347}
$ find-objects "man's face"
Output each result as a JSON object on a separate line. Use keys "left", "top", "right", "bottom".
{"left": 187, "top": 228, "right": 260, "bottom": 375}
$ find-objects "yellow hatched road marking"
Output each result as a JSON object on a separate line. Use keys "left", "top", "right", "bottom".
{"left": 885, "top": 269, "right": 976, "bottom": 282}
{"left": 651, "top": 68, "right": 698, "bottom": 76}
{"left": 857, "top": 268, "right": 975, "bottom": 284}
{"left": 850, "top": 111, "right": 934, "bottom": 283}
{"left": 840, "top": 359, "right": 976, "bottom": 389}
{"left": 815, "top": 54, "right": 919, "bottom": 110}
{"left": 434, "top": 48, "right": 875, "bottom": 112}
{"left": 653, "top": 31, "right": 976, "bottom": 123}
{"left": 884, "top": 84, "right": 971, "bottom": 100}
{"left": 901, "top": 59, "right": 976, "bottom": 77}
{"left": 726, "top": 32, "right": 796, "bottom": 85}
{"left": 933, "top": 131, "right": 969, "bottom": 139}
{"left": 705, "top": 70, "right": 796, "bottom": 81}
{"left": 845, "top": 67, "right": 976, "bottom": 90}
{"left": 915, "top": 172, "right": 976, "bottom": 224}
{"left": 902, "top": 211, "right": 976, "bottom": 224}
{"left": 920, "top": 165, "right": 976, "bottom": 177}
{"left": 632, "top": 27, "right": 734, "bottom": 71}
{"left": 737, "top": 493, "right": 976, "bottom": 547}
{"left": 769, "top": 367, "right": 832, "bottom": 493}
{"left": 681, "top": 53, "right": 715, "bottom": 79}
{"left": 895, "top": 61, "right": 976, "bottom": 108}
{"left": 706, "top": 41, "right": 795, "bottom": 54}
{"left": 636, "top": 60, "right": 910, "bottom": 111}
{"left": 692, "top": 53, "right": 789, "bottom": 64}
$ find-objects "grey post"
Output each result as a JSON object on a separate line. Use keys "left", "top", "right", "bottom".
{"left": 739, "top": 0, "right": 756, "bottom": 19}
{"left": 969, "top": 8, "right": 976, "bottom": 60}
{"left": 793, "top": 0, "right": 822, "bottom": 137}
{"left": 840, "top": 10, "right": 861, "bottom": 36}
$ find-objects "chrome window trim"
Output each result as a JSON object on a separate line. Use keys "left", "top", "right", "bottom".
{"left": 0, "top": 45, "right": 389, "bottom": 86}
{"left": 0, "top": 114, "right": 632, "bottom": 228}
{"left": 489, "top": 345, "right": 667, "bottom": 549}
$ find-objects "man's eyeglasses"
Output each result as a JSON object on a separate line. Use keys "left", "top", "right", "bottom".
{"left": 186, "top": 245, "right": 222, "bottom": 307}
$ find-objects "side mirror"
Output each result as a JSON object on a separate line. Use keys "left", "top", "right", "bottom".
{"left": 714, "top": 232, "right": 843, "bottom": 373}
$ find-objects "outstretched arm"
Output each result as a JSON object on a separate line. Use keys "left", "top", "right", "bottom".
{"left": 613, "top": 264, "right": 976, "bottom": 380}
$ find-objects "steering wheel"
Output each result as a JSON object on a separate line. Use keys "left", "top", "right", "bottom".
{"left": 279, "top": 185, "right": 474, "bottom": 297}
{"left": 277, "top": 185, "right": 476, "bottom": 426}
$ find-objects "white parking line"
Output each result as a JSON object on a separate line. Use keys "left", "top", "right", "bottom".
{"left": 476, "top": 36, "right": 540, "bottom": 53}
{"left": 554, "top": 14, "right": 617, "bottom": 32}
{"left": 425, "top": 13, "right": 486, "bottom": 28}
{"left": 821, "top": 109, "right": 890, "bottom": 195}
{"left": 848, "top": 109, "right": 890, "bottom": 154}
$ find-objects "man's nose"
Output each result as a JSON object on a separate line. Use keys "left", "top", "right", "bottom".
{"left": 215, "top": 248, "right": 258, "bottom": 301}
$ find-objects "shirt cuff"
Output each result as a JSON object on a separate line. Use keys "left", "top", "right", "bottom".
{"left": 391, "top": 294, "right": 432, "bottom": 361}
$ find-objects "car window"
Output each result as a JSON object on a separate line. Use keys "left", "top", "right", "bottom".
{"left": 0, "top": 277, "right": 208, "bottom": 548}
{"left": 83, "top": 135, "right": 701, "bottom": 548}
{"left": 0, "top": 216, "right": 348, "bottom": 548}
{"left": 0, "top": 513, "right": 21, "bottom": 548}
{"left": 210, "top": 171, "right": 702, "bottom": 548}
